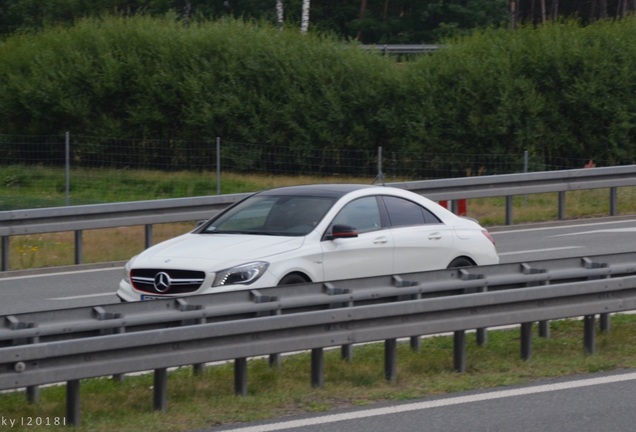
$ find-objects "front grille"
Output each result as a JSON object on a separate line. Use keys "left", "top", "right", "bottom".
{"left": 131, "top": 269, "right": 205, "bottom": 294}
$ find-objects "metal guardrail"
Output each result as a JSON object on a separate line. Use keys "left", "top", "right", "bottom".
{"left": 2, "top": 165, "right": 636, "bottom": 271}
{"left": 2, "top": 251, "right": 636, "bottom": 425}
{"left": 360, "top": 44, "right": 440, "bottom": 54}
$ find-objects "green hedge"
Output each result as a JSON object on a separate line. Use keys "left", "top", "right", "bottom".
{"left": 0, "top": 16, "right": 635, "bottom": 176}
{"left": 403, "top": 19, "right": 636, "bottom": 171}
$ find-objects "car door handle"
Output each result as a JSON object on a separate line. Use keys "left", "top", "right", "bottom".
{"left": 373, "top": 236, "right": 389, "bottom": 244}
{"left": 428, "top": 232, "right": 442, "bottom": 240}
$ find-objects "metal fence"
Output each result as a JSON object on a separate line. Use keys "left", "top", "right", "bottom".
{"left": 0, "top": 132, "right": 605, "bottom": 208}
{"left": 2, "top": 251, "right": 636, "bottom": 426}
{"left": 2, "top": 164, "right": 636, "bottom": 272}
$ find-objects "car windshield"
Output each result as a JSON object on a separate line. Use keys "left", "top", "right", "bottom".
{"left": 202, "top": 194, "right": 337, "bottom": 236}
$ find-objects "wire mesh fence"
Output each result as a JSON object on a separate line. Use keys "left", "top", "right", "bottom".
{"left": 0, "top": 132, "right": 602, "bottom": 210}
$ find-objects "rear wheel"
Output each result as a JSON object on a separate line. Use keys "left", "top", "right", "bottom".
{"left": 447, "top": 257, "right": 477, "bottom": 294}
{"left": 278, "top": 273, "right": 309, "bottom": 285}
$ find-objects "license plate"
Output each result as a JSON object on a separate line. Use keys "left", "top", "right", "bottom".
{"left": 141, "top": 295, "right": 165, "bottom": 301}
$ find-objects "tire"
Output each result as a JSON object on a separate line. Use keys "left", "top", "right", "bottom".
{"left": 447, "top": 257, "right": 478, "bottom": 294}
{"left": 446, "top": 257, "right": 474, "bottom": 269}
{"left": 278, "top": 273, "right": 309, "bottom": 286}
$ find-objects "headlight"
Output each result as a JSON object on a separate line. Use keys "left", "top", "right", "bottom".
{"left": 212, "top": 261, "right": 269, "bottom": 287}
{"left": 122, "top": 256, "right": 137, "bottom": 284}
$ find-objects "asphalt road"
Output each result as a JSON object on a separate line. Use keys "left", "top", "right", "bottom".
{"left": 2, "top": 216, "right": 636, "bottom": 315}
{"left": 205, "top": 369, "right": 636, "bottom": 432}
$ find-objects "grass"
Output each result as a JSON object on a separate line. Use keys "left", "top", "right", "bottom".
{"left": 2, "top": 316, "right": 636, "bottom": 431}
{"left": 4, "top": 167, "right": 636, "bottom": 270}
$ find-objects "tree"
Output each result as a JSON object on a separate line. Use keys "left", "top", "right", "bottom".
{"left": 300, "top": 0, "right": 311, "bottom": 33}
{"left": 276, "top": 0, "right": 284, "bottom": 29}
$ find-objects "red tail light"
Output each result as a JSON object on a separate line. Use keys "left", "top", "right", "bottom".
{"left": 482, "top": 230, "right": 495, "bottom": 246}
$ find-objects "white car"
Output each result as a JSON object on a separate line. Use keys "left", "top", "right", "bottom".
{"left": 116, "top": 184, "right": 499, "bottom": 301}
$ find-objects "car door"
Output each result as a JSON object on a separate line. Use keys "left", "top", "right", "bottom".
{"left": 321, "top": 196, "right": 394, "bottom": 281}
{"left": 380, "top": 195, "right": 456, "bottom": 273}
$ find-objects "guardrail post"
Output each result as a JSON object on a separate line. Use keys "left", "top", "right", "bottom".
{"left": 476, "top": 288, "right": 488, "bottom": 345}
{"left": 520, "top": 322, "right": 533, "bottom": 360}
{"left": 341, "top": 300, "right": 354, "bottom": 362}
{"left": 145, "top": 224, "right": 153, "bottom": 249}
{"left": 153, "top": 368, "right": 168, "bottom": 412}
{"left": 74, "top": 230, "right": 83, "bottom": 265}
{"left": 609, "top": 187, "right": 617, "bottom": 216}
{"left": 268, "top": 308, "right": 283, "bottom": 368}
{"left": 453, "top": 331, "right": 466, "bottom": 373}
{"left": 235, "top": 358, "right": 248, "bottom": 396}
{"left": 538, "top": 321, "right": 550, "bottom": 338}
{"left": 2, "top": 235, "right": 9, "bottom": 271}
{"left": 66, "top": 379, "right": 80, "bottom": 426}
{"left": 505, "top": 196, "right": 513, "bottom": 225}
{"left": 250, "top": 290, "right": 281, "bottom": 367}
{"left": 26, "top": 335, "right": 40, "bottom": 403}
{"left": 599, "top": 313, "right": 611, "bottom": 333}
{"left": 410, "top": 292, "right": 423, "bottom": 351}
{"left": 324, "top": 283, "right": 355, "bottom": 362}
{"left": 311, "top": 348, "right": 324, "bottom": 388}
{"left": 558, "top": 191, "right": 566, "bottom": 220}
{"left": 384, "top": 338, "right": 397, "bottom": 383}
{"left": 584, "top": 315, "right": 596, "bottom": 354}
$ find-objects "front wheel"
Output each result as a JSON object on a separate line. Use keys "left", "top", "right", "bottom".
{"left": 278, "top": 273, "right": 309, "bottom": 286}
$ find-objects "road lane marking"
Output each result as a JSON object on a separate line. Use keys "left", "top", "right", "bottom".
{"left": 498, "top": 246, "right": 583, "bottom": 256}
{"left": 551, "top": 227, "right": 636, "bottom": 237}
{"left": 0, "top": 266, "right": 122, "bottom": 282}
{"left": 220, "top": 372, "right": 636, "bottom": 432}
{"left": 491, "top": 218, "right": 636, "bottom": 235}
{"left": 50, "top": 293, "right": 117, "bottom": 300}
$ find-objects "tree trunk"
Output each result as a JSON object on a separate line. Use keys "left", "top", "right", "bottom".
{"left": 540, "top": 0, "right": 547, "bottom": 23}
{"left": 300, "top": 0, "right": 311, "bottom": 33}
{"left": 276, "top": 0, "right": 284, "bottom": 29}
{"left": 357, "top": 0, "right": 368, "bottom": 40}
{"left": 599, "top": 0, "right": 608, "bottom": 19}
{"left": 551, "top": 0, "right": 559, "bottom": 20}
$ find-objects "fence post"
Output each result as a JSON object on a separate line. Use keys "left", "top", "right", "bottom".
{"left": 376, "top": 146, "right": 385, "bottom": 185}
{"left": 65, "top": 131, "right": 70, "bottom": 206}
{"left": 216, "top": 137, "right": 221, "bottom": 195}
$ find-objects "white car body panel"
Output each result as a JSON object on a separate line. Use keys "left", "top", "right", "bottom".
{"left": 320, "top": 230, "right": 394, "bottom": 281}
{"left": 116, "top": 184, "right": 499, "bottom": 302}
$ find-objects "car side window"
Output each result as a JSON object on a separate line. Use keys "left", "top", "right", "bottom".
{"left": 382, "top": 196, "right": 441, "bottom": 227}
{"left": 331, "top": 197, "right": 382, "bottom": 233}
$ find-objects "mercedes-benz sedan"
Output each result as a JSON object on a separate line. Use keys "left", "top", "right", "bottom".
{"left": 116, "top": 184, "right": 498, "bottom": 301}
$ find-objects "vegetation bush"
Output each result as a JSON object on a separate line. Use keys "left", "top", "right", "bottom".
{"left": 0, "top": 16, "right": 635, "bottom": 176}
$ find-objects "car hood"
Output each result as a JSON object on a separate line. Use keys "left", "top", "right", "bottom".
{"left": 132, "top": 233, "right": 306, "bottom": 269}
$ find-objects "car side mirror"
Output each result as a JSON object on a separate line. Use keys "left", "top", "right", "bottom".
{"left": 328, "top": 224, "right": 358, "bottom": 240}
